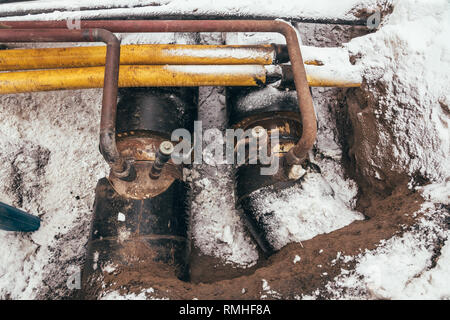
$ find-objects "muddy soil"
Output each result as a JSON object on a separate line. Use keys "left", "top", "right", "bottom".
{"left": 89, "top": 184, "right": 423, "bottom": 299}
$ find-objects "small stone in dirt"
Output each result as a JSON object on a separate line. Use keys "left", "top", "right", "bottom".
{"left": 293, "top": 255, "right": 301, "bottom": 264}
{"left": 117, "top": 212, "right": 126, "bottom": 222}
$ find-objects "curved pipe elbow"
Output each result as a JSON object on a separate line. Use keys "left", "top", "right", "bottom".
{"left": 274, "top": 21, "right": 317, "bottom": 165}
{"left": 99, "top": 130, "right": 136, "bottom": 181}
{"left": 92, "top": 29, "right": 134, "bottom": 181}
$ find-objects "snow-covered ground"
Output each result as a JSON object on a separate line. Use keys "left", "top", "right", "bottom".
{"left": 0, "top": 0, "right": 449, "bottom": 300}
{"left": 0, "top": 0, "right": 384, "bottom": 21}
{"left": 320, "top": 189, "right": 449, "bottom": 300}
{"left": 310, "top": 0, "right": 450, "bottom": 299}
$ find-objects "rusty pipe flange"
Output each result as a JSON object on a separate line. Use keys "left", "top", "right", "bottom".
{"left": 227, "top": 86, "right": 303, "bottom": 169}
{"left": 109, "top": 87, "right": 197, "bottom": 200}
{"left": 109, "top": 134, "right": 182, "bottom": 200}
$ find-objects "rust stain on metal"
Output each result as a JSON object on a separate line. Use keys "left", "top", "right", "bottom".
{"left": 112, "top": 134, "right": 182, "bottom": 199}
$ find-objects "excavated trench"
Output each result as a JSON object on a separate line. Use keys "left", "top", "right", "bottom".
{"left": 0, "top": 6, "right": 435, "bottom": 299}
{"left": 71, "top": 19, "right": 434, "bottom": 300}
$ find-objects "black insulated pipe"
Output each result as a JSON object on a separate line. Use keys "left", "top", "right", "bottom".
{"left": 80, "top": 88, "right": 197, "bottom": 298}
{"left": 227, "top": 86, "right": 303, "bottom": 256}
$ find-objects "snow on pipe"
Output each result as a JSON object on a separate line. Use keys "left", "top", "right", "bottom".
{"left": 0, "top": 2, "right": 368, "bottom": 25}
{"left": 0, "top": 44, "right": 347, "bottom": 71}
{"left": 0, "top": 44, "right": 288, "bottom": 70}
{"left": 0, "top": 64, "right": 360, "bottom": 94}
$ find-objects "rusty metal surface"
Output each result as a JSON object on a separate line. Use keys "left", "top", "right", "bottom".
{"left": 233, "top": 115, "right": 303, "bottom": 201}
{"left": 1, "top": 20, "right": 317, "bottom": 167}
{"left": 109, "top": 161, "right": 179, "bottom": 200}
{"left": 110, "top": 88, "right": 196, "bottom": 200}
{"left": 111, "top": 135, "right": 182, "bottom": 200}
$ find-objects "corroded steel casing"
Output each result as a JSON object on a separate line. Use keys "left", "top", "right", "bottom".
{"left": 227, "top": 86, "right": 303, "bottom": 255}
{"left": 110, "top": 87, "right": 197, "bottom": 200}
{"left": 80, "top": 178, "right": 190, "bottom": 299}
{"left": 81, "top": 88, "right": 196, "bottom": 298}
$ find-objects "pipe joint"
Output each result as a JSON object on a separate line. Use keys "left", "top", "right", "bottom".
{"left": 100, "top": 130, "right": 136, "bottom": 181}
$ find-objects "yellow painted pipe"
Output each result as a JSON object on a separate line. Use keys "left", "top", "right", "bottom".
{"left": 306, "top": 74, "right": 361, "bottom": 88}
{"left": 304, "top": 65, "right": 362, "bottom": 88}
{"left": 0, "top": 65, "right": 267, "bottom": 94}
{"left": 0, "top": 64, "right": 361, "bottom": 94}
{"left": 0, "top": 44, "right": 329, "bottom": 71}
{"left": 0, "top": 44, "right": 277, "bottom": 71}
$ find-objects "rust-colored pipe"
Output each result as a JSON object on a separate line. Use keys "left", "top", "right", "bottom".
{"left": 0, "top": 28, "right": 133, "bottom": 181}
{"left": 1, "top": 20, "right": 316, "bottom": 166}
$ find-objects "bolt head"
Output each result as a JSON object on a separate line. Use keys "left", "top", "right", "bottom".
{"left": 159, "top": 141, "right": 174, "bottom": 155}
{"left": 252, "top": 126, "right": 267, "bottom": 138}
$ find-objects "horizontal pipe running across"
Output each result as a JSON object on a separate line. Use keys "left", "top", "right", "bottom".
{"left": 0, "top": 44, "right": 289, "bottom": 70}
{"left": 0, "top": 65, "right": 265, "bottom": 93}
{"left": 0, "top": 64, "right": 361, "bottom": 94}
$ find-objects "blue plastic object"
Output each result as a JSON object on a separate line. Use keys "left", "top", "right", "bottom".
{"left": 0, "top": 201, "right": 40, "bottom": 232}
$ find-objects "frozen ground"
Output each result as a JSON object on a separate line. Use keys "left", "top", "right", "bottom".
{"left": 312, "top": 0, "right": 450, "bottom": 299}
{"left": 319, "top": 187, "right": 449, "bottom": 300}
{"left": 0, "top": 0, "right": 449, "bottom": 300}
